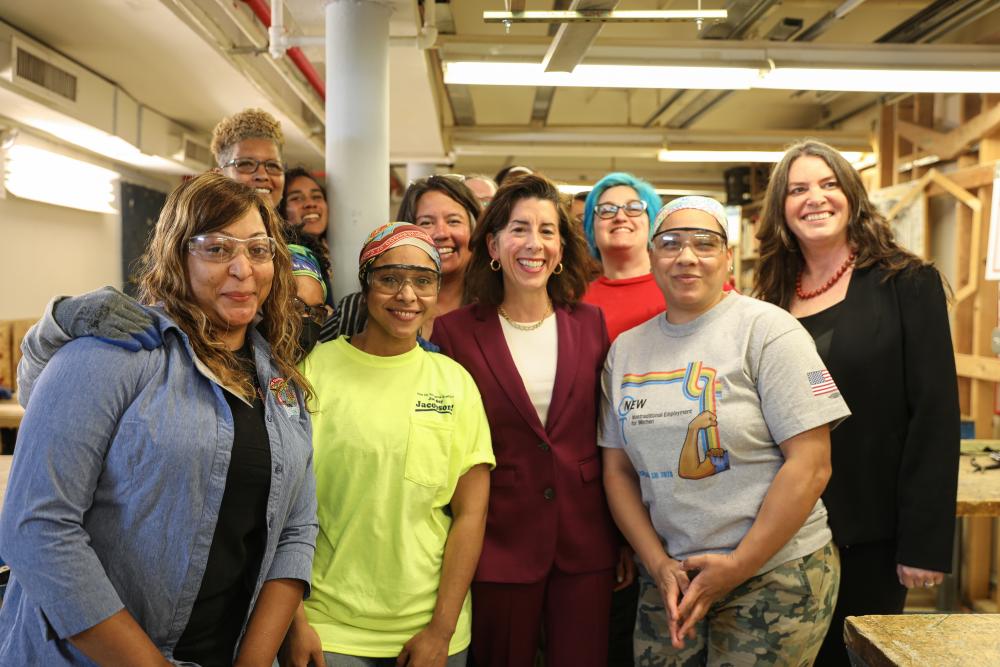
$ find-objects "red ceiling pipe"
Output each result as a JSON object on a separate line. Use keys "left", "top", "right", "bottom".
{"left": 242, "top": 0, "right": 326, "bottom": 100}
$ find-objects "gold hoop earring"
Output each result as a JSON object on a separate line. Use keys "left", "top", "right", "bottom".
{"left": 490, "top": 259, "right": 501, "bottom": 272}
{"left": 553, "top": 262, "right": 564, "bottom": 275}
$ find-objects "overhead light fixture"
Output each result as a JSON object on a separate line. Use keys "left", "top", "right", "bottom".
{"left": 557, "top": 183, "right": 726, "bottom": 198}
{"left": 443, "top": 62, "right": 757, "bottom": 90}
{"left": 657, "top": 149, "right": 868, "bottom": 163}
{"left": 28, "top": 118, "right": 193, "bottom": 174}
{"left": 756, "top": 67, "right": 1000, "bottom": 94}
{"left": 4, "top": 143, "right": 119, "bottom": 213}
{"left": 443, "top": 61, "right": 1000, "bottom": 94}
{"left": 483, "top": 10, "right": 728, "bottom": 24}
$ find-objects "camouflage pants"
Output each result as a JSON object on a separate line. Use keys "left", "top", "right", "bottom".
{"left": 634, "top": 542, "right": 840, "bottom": 667}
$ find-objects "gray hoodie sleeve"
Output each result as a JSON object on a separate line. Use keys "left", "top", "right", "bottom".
{"left": 17, "top": 298, "right": 73, "bottom": 407}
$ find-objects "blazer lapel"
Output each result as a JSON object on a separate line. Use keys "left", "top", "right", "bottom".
{"left": 471, "top": 304, "right": 549, "bottom": 440}
{"left": 826, "top": 265, "right": 879, "bottom": 382}
{"left": 545, "top": 306, "right": 579, "bottom": 432}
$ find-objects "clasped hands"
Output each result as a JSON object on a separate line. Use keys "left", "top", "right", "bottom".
{"left": 651, "top": 551, "right": 753, "bottom": 649}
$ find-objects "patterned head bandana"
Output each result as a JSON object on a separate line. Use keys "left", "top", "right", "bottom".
{"left": 288, "top": 243, "right": 327, "bottom": 300}
{"left": 358, "top": 222, "right": 441, "bottom": 282}
{"left": 653, "top": 196, "right": 730, "bottom": 240}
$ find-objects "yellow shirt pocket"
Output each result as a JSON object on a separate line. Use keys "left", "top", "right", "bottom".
{"left": 404, "top": 416, "right": 454, "bottom": 488}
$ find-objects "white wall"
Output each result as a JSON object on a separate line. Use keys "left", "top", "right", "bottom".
{"left": 0, "top": 193, "right": 121, "bottom": 319}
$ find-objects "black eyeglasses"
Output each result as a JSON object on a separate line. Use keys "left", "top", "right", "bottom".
{"left": 222, "top": 157, "right": 285, "bottom": 176}
{"left": 595, "top": 200, "right": 648, "bottom": 220}
{"left": 293, "top": 297, "right": 328, "bottom": 325}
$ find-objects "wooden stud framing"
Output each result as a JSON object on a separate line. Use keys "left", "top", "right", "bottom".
{"left": 875, "top": 94, "right": 1000, "bottom": 608}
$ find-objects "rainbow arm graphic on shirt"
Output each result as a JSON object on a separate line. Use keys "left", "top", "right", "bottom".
{"left": 621, "top": 362, "right": 730, "bottom": 479}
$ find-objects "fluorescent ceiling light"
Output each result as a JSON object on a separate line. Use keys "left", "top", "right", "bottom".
{"left": 29, "top": 118, "right": 192, "bottom": 174}
{"left": 4, "top": 144, "right": 119, "bottom": 213}
{"left": 658, "top": 149, "right": 867, "bottom": 163}
{"left": 557, "top": 183, "right": 725, "bottom": 198}
{"left": 483, "top": 10, "right": 729, "bottom": 23}
{"left": 556, "top": 184, "right": 592, "bottom": 195}
{"left": 444, "top": 61, "right": 1000, "bottom": 94}
{"left": 757, "top": 68, "right": 1000, "bottom": 94}
{"left": 444, "top": 62, "right": 758, "bottom": 90}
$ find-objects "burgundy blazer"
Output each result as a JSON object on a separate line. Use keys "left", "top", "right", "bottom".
{"left": 432, "top": 302, "right": 620, "bottom": 584}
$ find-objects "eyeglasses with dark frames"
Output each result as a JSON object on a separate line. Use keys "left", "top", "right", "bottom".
{"left": 595, "top": 200, "right": 648, "bottom": 220}
{"left": 293, "top": 297, "right": 329, "bottom": 326}
{"left": 222, "top": 157, "right": 285, "bottom": 176}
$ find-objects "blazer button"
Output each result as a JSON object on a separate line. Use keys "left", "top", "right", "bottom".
{"left": 543, "top": 488, "right": 555, "bottom": 501}
{"left": 538, "top": 442, "right": 550, "bottom": 452}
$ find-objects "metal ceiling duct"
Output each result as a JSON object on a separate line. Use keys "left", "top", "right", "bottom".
{"left": 795, "top": 0, "right": 867, "bottom": 42}
{"left": 821, "top": 0, "right": 997, "bottom": 127}
{"left": 700, "top": 0, "right": 780, "bottom": 40}
{"left": 876, "top": 0, "right": 993, "bottom": 43}
{"left": 661, "top": 0, "right": 785, "bottom": 129}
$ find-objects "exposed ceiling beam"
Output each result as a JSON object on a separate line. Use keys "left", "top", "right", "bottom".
{"left": 643, "top": 90, "right": 687, "bottom": 128}
{"left": 795, "top": 0, "right": 868, "bottom": 42}
{"left": 542, "top": 1, "right": 620, "bottom": 73}
{"left": 876, "top": 0, "right": 989, "bottom": 43}
{"left": 447, "top": 84, "right": 476, "bottom": 126}
{"left": 446, "top": 125, "right": 871, "bottom": 158}
{"left": 701, "top": 0, "right": 779, "bottom": 40}
{"left": 485, "top": 9, "right": 727, "bottom": 24}
{"left": 916, "top": 0, "right": 997, "bottom": 43}
{"left": 436, "top": 36, "right": 1000, "bottom": 68}
{"left": 666, "top": 91, "right": 732, "bottom": 129}
{"left": 163, "top": 0, "right": 324, "bottom": 155}
{"left": 449, "top": 126, "right": 869, "bottom": 144}
{"left": 531, "top": 86, "right": 558, "bottom": 124}
{"left": 506, "top": 0, "right": 527, "bottom": 12}
{"left": 529, "top": 1, "right": 574, "bottom": 127}
{"left": 673, "top": 1, "right": 785, "bottom": 129}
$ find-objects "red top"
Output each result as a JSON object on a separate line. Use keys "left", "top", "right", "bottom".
{"left": 582, "top": 273, "right": 666, "bottom": 342}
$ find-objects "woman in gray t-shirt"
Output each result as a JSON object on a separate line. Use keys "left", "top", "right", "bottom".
{"left": 600, "top": 196, "right": 850, "bottom": 666}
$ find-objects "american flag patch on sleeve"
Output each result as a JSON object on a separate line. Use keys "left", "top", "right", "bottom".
{"left": 807, "top": 370, "right": 838, "bottom": 396}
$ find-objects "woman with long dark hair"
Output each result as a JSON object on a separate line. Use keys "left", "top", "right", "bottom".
{"left": 432, "top": 174, "right": 624, "bottom": 667}
{"left": 3, "top": 173, "right": 317, "bottom": 666}
{"left": 754, "top": 139, "right": 960, "bottom": 666}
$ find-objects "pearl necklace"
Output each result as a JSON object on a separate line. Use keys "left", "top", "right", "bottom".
{"left": 796, "top": 253, "right": 856, "bottom": 300}
{"left": 498, "top": 302, "right": 553, "bottom": 331}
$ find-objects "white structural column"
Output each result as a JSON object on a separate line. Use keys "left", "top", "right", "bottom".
{"left": 326, "top": 0, "right": 392, "bottom": 299}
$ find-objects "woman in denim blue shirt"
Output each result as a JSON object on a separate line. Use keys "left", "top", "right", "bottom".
{"left": 0, "top": 173, "right": 318, "bottom": 667}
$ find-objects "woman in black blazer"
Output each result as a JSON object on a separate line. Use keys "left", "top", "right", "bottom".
{"left": 754, "top": 139, "right": 960, "bottom": 667}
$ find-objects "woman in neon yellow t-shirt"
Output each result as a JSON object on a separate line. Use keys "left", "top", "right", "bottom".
{"left": 282, "top": 222, "right": 495, "bottom": 667}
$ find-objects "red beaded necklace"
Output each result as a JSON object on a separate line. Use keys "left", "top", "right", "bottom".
{"left": 796, "top": 253, "right": 856, "bottom": 300}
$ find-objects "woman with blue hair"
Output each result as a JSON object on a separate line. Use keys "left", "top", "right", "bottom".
{"left": 581, "top": 173, "right": 667, "bottom": 344}
{"left": 580, "top": 176, "right": 663, "bottom": 666}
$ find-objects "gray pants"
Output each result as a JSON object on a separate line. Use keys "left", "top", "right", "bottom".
{"left": 324, "top": 648, "right": 468, "bottom": 667}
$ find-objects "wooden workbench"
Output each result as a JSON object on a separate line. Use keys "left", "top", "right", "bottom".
{"left": 845, "top": 614, "right": 1000, "bottom": 666}
{"left": 957, "top": 454, "right": 1000, "bottom": 516}
{"left": 0, "top": 399, "right": 23, "bottom": 430}
{"left": 0, "top": 455, "right": 11, "bottom": 513}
